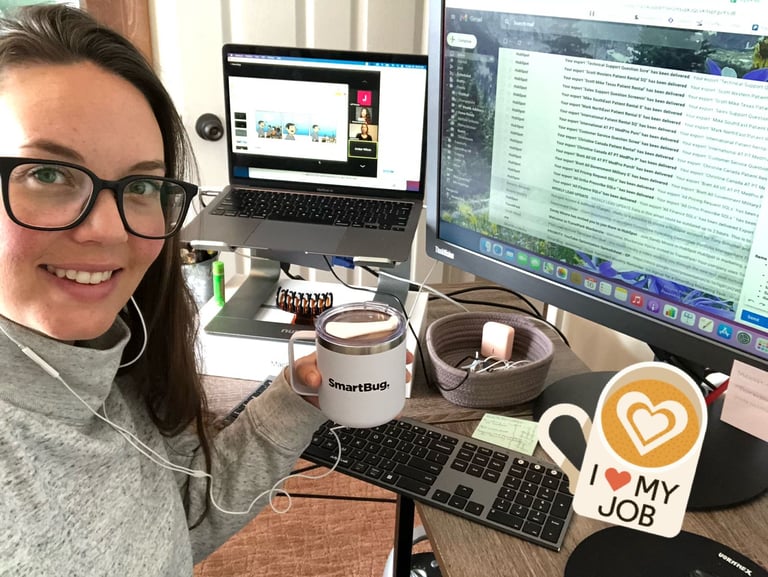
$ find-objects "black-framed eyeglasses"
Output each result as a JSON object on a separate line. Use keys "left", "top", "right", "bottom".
{"left": 0, "top": 157, "right": 198, "bottom": 239}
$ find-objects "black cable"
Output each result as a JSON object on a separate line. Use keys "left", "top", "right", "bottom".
{"left": 359, "top": 273, "right": 568, "bottom": 347}
{"left": 649, "top": 345, "right": 716, "bottom": 396}
{"left": 361, "top": 264, "right": 421, "bottom": 292}
{"left": 433, "top": 294, "right": 570, "bottom": 348}
{"left": 322, "top": 256, "right": 407, "bottom": 316}
{"left": 444, "top": 285, "right": 544, "bottom": 319}
{"left": 326, "top": 260, "right": 574, "bottom": 387}
{"left": 361, "top": 265, "right": 379, "bottom": 278}
{"left": 323, "top": 256, "right": 437, "bottom": 391}
{"left": 407, "top": 320, "right": 435, "bottom": 391}
{"left": 435, "top": 350, "right": 511, "bottom": 393}
{"left": 435, "top": 296, "right": 539, "bottom": 318}
{"left": 437, "top": 362, "right": 471, "bottom": 392}
{"left": 274, "top": 492, "right": 398, "bottom": 504}
{"left": 290, "top": 463, "right": 324, "bottom": 476}
{"left": 280, "top": 262, "right": 304, "bottom": 281}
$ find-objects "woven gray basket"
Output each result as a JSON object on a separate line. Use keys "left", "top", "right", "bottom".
{"left": 425, "top": 312, "right": 554, "bottom": 408}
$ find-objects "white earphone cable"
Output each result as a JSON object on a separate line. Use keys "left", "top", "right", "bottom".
{"left": 119, "top": 296, "right": 147, "bottom": 369}
{"left": 0, "top": 302, "right": 343, "bottom": 517}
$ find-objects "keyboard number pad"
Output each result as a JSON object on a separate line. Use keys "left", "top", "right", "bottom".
{"left": 490, "top": 456, "right": 572, "bottom": 544}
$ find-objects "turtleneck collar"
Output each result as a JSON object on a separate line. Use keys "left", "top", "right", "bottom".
{"left": 0, "top": 316, "right": 131, "bottom": 425}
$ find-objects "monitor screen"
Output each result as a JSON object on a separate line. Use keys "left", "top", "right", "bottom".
{"left": 223, "top": 45, "right": 428, "bottom": 195}
{"left": 425, "top": 0, "right": 768, "bottom": 376}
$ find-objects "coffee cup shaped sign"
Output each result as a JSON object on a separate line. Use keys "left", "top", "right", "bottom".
{"left": 288, "top": 302, "right": 407, "bottom": 429}
{"left": 537, "top": 362, "right": 707, "bottom": 537}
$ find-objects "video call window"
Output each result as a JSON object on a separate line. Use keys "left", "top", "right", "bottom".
{"left": 224, "top": 48, "right": 427, "bottom": 192}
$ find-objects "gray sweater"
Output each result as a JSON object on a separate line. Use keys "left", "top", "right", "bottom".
{"left": 0, "top": 316, "right": 327, "bottom": 576}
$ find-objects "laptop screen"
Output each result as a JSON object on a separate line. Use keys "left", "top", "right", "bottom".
{"left": 223, "top": 45, "right": 429, "bottom": 197}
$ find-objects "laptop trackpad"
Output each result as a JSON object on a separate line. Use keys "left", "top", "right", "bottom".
{"left": 243, "top": 221, "right": 345, "bottom": 253}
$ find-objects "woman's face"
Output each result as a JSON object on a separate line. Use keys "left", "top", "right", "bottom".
{"left": 0, "top": 62, "right": 165, "bottom": 341}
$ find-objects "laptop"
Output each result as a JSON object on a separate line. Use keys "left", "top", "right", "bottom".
{"left": 183, "top": 44, "right": 429, "bottom": 265}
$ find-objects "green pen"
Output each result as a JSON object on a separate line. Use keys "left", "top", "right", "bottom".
{"left": 212, "top": 260, "right": 225, "bottom": 306}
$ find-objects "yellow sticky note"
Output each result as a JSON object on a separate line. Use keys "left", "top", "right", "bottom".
{"left": 472, "top": 413, "right": 539, "bottom": 455}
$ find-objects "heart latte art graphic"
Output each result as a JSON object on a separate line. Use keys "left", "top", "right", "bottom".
{"left": 616, "top": 392, "right": 689, "bottom": 456}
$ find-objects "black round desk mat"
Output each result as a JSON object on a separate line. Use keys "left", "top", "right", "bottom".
{"left": 565, "top": 526, "right": 766, "bottom": 577}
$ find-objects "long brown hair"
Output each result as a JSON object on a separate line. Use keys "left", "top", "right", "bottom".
{"left": 0, "top": 4, "right": 213, "bottom": 523}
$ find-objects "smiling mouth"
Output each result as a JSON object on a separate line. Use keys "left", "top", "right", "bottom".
{"left": 45, "top": 265, "right": 115, "bottom": 285}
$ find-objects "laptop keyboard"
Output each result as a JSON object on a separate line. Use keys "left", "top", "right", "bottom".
{"left": 302, "top": 417, "right": 574, "bottom": 551}
{"left": 211, "top": 188, "right": 413, "bottom": 230}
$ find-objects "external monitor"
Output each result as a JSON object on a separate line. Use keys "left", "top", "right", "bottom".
{"left": 425, "top": 0, "right": 768, "bottom": 508}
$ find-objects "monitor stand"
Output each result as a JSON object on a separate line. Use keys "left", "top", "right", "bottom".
{"left": 204, "top": 255, "right": 414, "bottom": 340}
{"left": 194, "top": 255, "right": 429, "bottom": 389}
{"left": 532, "top": 371, "right": 768, "bottom": 509}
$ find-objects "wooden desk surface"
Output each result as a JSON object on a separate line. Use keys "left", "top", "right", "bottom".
{"left": 405, "top": 284, "right": 768, "bottom": 577}
{"left": 203, "top": 282, "right": 768, "bottom": 575}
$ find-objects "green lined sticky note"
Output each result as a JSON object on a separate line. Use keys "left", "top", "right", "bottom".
{"left": 472, "top": 413, "right": 539, "bottom": 456}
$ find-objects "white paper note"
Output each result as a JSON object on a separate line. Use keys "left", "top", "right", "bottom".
{"left": 472, "top": 413, "right": 539, "bottom": 455}
{"left": 721, "top": 360, "right": 768, "bottom": 443}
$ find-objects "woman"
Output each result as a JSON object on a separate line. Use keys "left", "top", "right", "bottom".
{"left": 0, "top": 5, "right": 352, "bottom": 574}
{"left": 356, "top": 123, "right": 373, "bottom": 141}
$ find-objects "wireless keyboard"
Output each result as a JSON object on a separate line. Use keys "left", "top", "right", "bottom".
{"left": 302, "top": 417, "right": 574, "bottom": 551}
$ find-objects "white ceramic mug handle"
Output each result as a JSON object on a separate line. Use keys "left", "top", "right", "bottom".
{"left": 287, "top": 330, "right": 318, "bottom": 397}
{"left": 537, "top": 404, "right": 592, "bottom": 494}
